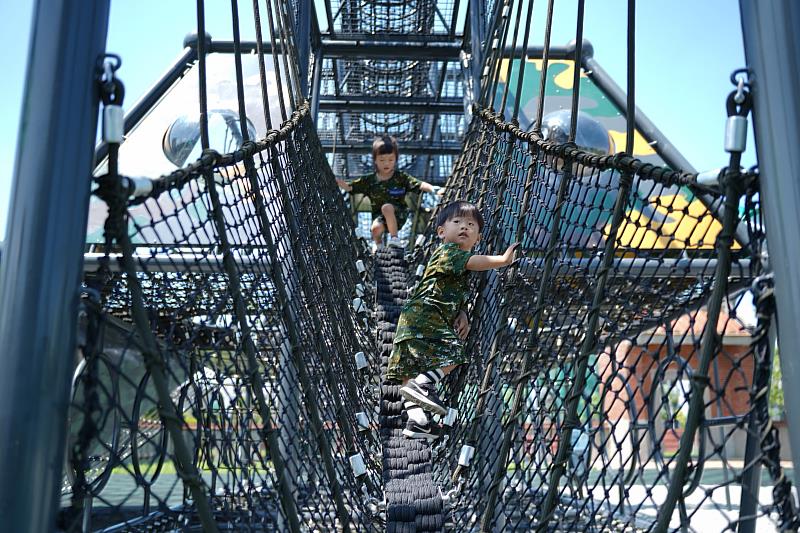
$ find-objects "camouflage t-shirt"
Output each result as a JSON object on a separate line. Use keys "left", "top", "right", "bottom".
{"left": 348, "top": 171, "right": 422, "bottom": 217}
{"left": 394, "top": 243, "right": 473, "bottom": 344}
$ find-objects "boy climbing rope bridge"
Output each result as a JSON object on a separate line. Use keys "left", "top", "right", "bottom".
{"left": 336, "top": 135, "right": 441, "bottom": 249}
{"left": 386, "top": 200, "right": 518, "bottom": 439}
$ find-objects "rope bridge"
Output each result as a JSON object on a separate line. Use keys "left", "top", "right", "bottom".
{"left": 54, "top": 0, "right": 799, "bottom": 531}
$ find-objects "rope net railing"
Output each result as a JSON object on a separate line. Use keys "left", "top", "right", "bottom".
{"left": 60, "top": 0, "right": 391, "bottom": 530}
{"left": 63, "top": 102, "right": 389, "bottom": 532}
{"left": 399, "top": 0, "right": 797, "bottom": 527}
{"left": 413, "top": 107, "right": 794, "bottom": 531}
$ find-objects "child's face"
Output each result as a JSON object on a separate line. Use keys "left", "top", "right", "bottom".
{"left": 375, "top": 153, "right": 397, "bottom": 176}
{"left": 437, "top": 215, "right": 481, "bottom": 251}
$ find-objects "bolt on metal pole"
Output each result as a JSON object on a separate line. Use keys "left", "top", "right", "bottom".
{"left": 0, "top": 0, "right": 110, "bottom": 531}
{"left": 739, "top": 0, "right": 800, "bottom": 478}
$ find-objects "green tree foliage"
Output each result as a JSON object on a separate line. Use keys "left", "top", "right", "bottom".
{"left": 770, "top": 348, "right": 785, "bottom": 421}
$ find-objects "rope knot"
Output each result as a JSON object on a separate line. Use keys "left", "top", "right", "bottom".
{"left": 94, "top": 174, "right": 129, "bottom": 241}
{"left": 555, "top": 141, "right": 578, "bottom": 159}
{"left": 200, "top": 148, "right": 222, "bottom": 168}
{"left": 240, "top": 140, "right": 257, "bottom": 157}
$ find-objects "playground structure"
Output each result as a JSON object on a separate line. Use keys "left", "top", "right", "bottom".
{"left": 1, "top": 1, "right": 800, "bottom": 532}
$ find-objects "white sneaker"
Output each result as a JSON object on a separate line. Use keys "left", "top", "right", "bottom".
{"left": 387, "top": 235, "right": 404, "bottom": 248}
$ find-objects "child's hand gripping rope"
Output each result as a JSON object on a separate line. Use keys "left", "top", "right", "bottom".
{"left": 453, "top": 310, "right": 470, "bottom": 340}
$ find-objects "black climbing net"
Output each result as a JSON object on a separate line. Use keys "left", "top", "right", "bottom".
{"left": 58, "top": 0, "right": 799, "bottom": 531}
{"left": 60, "top": 1, "right": 387, "bottom": 531}
{"left": 421, "top": 109, "right": 788, "bottom": 532}
{"left": 325, "top": 0, "right": 459, "bottom": 37}
{"left": 66, "top": 107, "right": 389, "bottom": 531}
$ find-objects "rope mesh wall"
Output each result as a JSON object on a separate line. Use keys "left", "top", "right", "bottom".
{"left": 316, "top": 0, "right": 465, "bottom": 182}
{"left": 62, "top": 106, "right": 386, "bottom": 531}
{"left": 317, "top": 57, "right": 463, "bottom": 182}
{"left": 412, "top": 109, "right": 792, "bottom": 531}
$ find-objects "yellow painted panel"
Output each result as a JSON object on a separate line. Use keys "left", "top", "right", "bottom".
{"left": 610, "top": 194, "right": 739, "bottom": 250}
{"left": 608, "top": 129, "right": 657, "bottom": 156}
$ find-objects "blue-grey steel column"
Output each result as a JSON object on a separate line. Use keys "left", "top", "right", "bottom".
{"left": 0, "top": 0, "right": 110, "bottom": 531}
{"left": 297, "top": 0, "right": 311, "bottom": 97}
{"left": 739, "top": 0, "right": 800, "bottom": 475}
{"left": 468, "top": 0, "right": 486, "bottom": 104}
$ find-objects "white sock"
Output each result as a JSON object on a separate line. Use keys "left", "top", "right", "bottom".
{"left": 404, "top": 401, "right": 428, "bottom": 425}
{"left": 414, "top": 369, "right": 445, "bottom": 386}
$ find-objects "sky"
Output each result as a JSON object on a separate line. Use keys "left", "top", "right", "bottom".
{"left": 0, "top": 0, "right": 756, "bottom": 240}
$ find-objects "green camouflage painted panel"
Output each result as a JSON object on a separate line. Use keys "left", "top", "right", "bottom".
{"left": 497, "top": 58, "right": 658, "bottom": 160}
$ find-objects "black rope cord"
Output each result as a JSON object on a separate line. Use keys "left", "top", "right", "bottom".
{"left": 252, "top": 0, "right": 274, "bottom": 131}
{"left": 653, "top": 79, "right": 752, "bottom": 533}
{"left": 496, "top": 0, "right": 525, "bottom": 115}
{"left": 533, "top": 0, "right": 556, "bottom": 131}
{"left": 64, "top": 291, "right": 103, "bottom": 532}
{"left": 736, "top": 272, "right": 800, "bottom": 531}
{"left": 510, "top": 0, "right": 536, "bottom": 124}
{"left": 482, "top": 0, "right": 514, "bottom": 109}
{"left": 270, "top": 0, "right": 299, "bottom": 111}
{"left": 263, "top": 0, "right": 289, "bottom": 121}
{"left": 568, "top": 0, "right": 587, "bottom": 142}
{"left": 738, "top": 166, "right": 800, "bottom": 529}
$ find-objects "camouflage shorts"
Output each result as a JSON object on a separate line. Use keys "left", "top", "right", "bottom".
{"left": 375, "top": 208, "right": 409, "bottom": 229}
{"left": 385, "top": 338, "right": 467, "bottom": 382}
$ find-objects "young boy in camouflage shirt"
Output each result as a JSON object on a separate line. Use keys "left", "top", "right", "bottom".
{"left": 336, "top": 135, "right": 441, "bottom": 249}
{"left": 387, "top": 200, "right": 518, "bottom": 439}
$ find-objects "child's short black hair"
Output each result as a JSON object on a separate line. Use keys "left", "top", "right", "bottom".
{"left": 436, "top": 200, "right": 484, "bottom": 231}
{"left": 372, "top": 135, "right": 398, "bottom": 159}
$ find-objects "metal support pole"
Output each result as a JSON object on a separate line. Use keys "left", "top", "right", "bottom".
{"left": 469, "top": 0, "right": 486, "bottom": 105}
{"left": 0, "top": 0, "right": 110, "bottom": 531}
{"left": 297, "top": 0, "right": 311, "bottom": 97}
{"left": 739, "top": 0, "right": 800, "bottom": 478}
